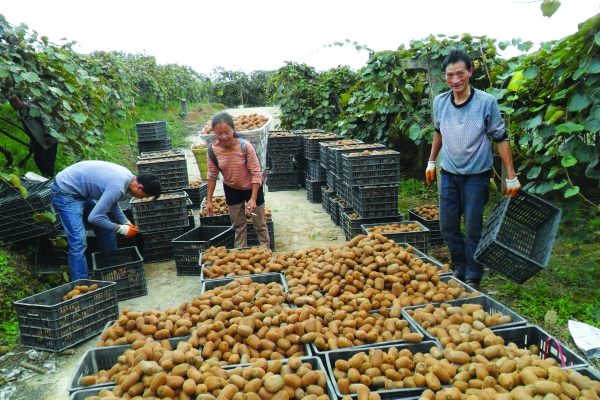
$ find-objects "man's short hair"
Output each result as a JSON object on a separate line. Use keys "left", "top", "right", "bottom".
{"left": 442, "top": 49, "right": 472, "bottom": 72}
{"left": 137, "top": 173, "right": 161, "bottom": 199}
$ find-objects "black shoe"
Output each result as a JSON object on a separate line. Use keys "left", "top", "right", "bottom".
{"left": 452, "top": 272, "right": 465, "bottom": 282}
{"left": 466, "top": 280, "right": 481, "bottom": 291}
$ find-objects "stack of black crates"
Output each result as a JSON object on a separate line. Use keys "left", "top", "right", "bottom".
{"left": 299, "top": 132, "right": 342, "bottom": 203}
{"left": 136, "top": 121, "right": 172, "bottom": 153}
{"left": 265, "top": 131, "right": 300, "bottom": 192}
{"left": 134, "top": 143, "right": 192, "bottom": 264}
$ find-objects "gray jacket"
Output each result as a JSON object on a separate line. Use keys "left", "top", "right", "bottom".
{"left": 18, "top": 103, "right": 58, "bottom": 150}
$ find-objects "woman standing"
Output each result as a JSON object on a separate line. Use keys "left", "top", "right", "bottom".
{"left": 205, "top": 112, "right": 270, "bottom": 249}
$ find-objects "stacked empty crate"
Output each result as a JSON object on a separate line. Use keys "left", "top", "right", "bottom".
{"left": 302, "top": 133, "right": 343, "bottom": 203}
{"left": 136, "top": 150, "right": 191, "bottom": 262}
{"left": 338, "top": 149, "right": 403, "bottom": 240}
{"left": 130, "top": 192, "right": 188, "bottom": 263}
{"left": 136, "top": 121, "right": 172, "bottom": 153}
{"left": 266, "top": 131, "right": 300, "bottom": 191}
{"left": 0, "top": 180, "right": 61, "bottom": 244}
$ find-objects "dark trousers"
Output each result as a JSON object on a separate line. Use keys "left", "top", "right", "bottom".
{"left": 33, "top": 141, "right": 58, "bottom": 178}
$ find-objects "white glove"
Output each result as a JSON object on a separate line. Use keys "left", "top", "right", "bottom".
{"left": 425, "top": 161, "right": 436, "bottom": 186}
{"left": 505, "top": 177, "right": 521, "bottom": 198}
{"left": 116, "top": 225, "right": 130, "bottom": 235}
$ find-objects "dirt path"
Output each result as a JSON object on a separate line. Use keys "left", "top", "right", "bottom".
{"left": 1, "top": 107, "right": 349, "bottom": 400}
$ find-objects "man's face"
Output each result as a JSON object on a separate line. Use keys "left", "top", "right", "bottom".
{"left": 130, "top": 186, "right": 147, "bottom": 199}
{"left": 8, "top": 95, "right": 23, "bottom": 111}
{"left": 444, "top": 62, "right": 473, "bottom": 96}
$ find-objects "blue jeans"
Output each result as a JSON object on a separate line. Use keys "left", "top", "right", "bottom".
{"left": 51, "top": 183, "right": 116, "bottom": 280}
{"left": 439, "top": 171, "right": 490, "bottom": 283}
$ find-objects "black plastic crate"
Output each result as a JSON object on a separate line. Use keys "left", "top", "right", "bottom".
{"left": 340, "top": 211, "right": 403, "bottom": 241}
{"left": 492, "top": 325, "right": 589, "bottom": 368}
{"left": 321, "top": 187, "right": 335, "bottom": 214}
{"left": 137, "top": 138, "right": 171, "bottom": 153}
{"left": 341, "top": 151, "right": 401, "bottom": 186}
{"left": 140, "top": 227, "right": 183, "bottom": 263}
{"left": 0, "top": 187, "right": 62, "bottom": 244}
{"left": 184, "top": 183, "right": 207, "bottom": 209}
{"left": 200, "top": 272, "right": 288, "bottom": 294}
{"left": 172, "top": 226, "right": 235, "bottom": 276}
{"left": 14, "top": 280, "right": 118, "bottom": 352}
{"left": 325, "top": 341, "right": 445, "bottom": 400}
{"left": 139, "top": 149, "right": 184, "bottom": 159}
{"left": 267, "top": 132, "right": 300, "bottom": 155}
{"left": 474, "top": 190, "right": 562, "bottom": 284}
{"left": 336, "top": 180, "right": 353, "bottom": 205}
{"left": 355, "top": 202, "right": 399, "bottom": 219}
{"left": 408, "top": 208, "right": 445, "bottom": 248}
{"left": 355, "top": 184, "right": 398, "bottom": 204}
{"left": 326, "top": 170, "right": 339, "bottom": 192}
{"left": 329, "top": 196, "right": 340, "bottom": 225}
{"left": 66, "top": 336, "right": 189, "bottom": 394}
{"left": 136, "top": 121, "right": 167, "bottom": 141}
{"left": 269, "top": 154, "right": 295, "bottom": 173}
{"left": 331, "top": 144, "right": 387, "bottom": 175}
{"left": 266, "top": 170, "right": 299, "bottom": 192}
{"left": 302, "top": 134, "right": 342, "bottom": 160}
{"left": 573, "top": 366, "right": 600, "bottom": 380}
{"left": 130, "top": 191, "right": 188, "bottom": 232}
{"left": 402, "top": 294, "right": 527, "bottom": 341}
{"left": 319, "top": 139, "right": 362, "bottom": 168}
{"left": 361, "top": 221, "right": 430, "bottom": 253}
{"left": 199, "top": 213, "right": 232, "bottom": 226}
{"left": 247, "top": 221, "right": 275, "bottom": 250}
{"left": 91, "top": 247, "right": 147, "bottom": 301}
{"left": 137, "top": 157, "right": 189, "bottom": 191}
{"left": 308, "top": 159, "right": 327, "bottom": 181}
{"left": 306, "top": 178, "right": 326, "bottom": 204}
{"left": 34, "top": 230, "right": 101, "bottom": 275}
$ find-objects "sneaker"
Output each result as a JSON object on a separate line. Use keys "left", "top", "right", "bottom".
{"left": 466, "top": 281, "right": 481, "bottom": 291}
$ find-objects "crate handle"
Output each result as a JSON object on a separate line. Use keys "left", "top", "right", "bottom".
{"left": 544, "top": 337, "right": 567, "bottom": 367}
{"left": 27, "top": 312, "right": 40, "bottom": 317}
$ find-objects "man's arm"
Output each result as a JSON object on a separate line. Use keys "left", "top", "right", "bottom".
{"left": 88, "top": 186, "right": 123, "bottom": 231}
{"left": 497, "top": 140, "right": 516, "bottom": 180}
{"left": 429, "top": 131, "right": 442, "bottom": 162}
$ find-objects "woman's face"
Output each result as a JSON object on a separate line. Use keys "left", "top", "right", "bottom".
{"left": 214, "top": 121, "right": 234, "bottom": 144}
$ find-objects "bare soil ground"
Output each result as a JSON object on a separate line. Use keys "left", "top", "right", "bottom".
{"left": 0, "top": 107, "right": 351, "bottom": 400}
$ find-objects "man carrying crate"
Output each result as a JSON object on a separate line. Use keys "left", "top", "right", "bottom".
{"left": 50, "top": 161, "right": 161, "bottom": 280}
{"left": 425, "top": 49, "right": 521, "bottom": 290}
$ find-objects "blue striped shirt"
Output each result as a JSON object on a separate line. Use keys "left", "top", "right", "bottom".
{"left": 434, "top": 87, "right": 507, "bottom": 175}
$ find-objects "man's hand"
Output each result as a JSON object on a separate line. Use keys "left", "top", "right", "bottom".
{"left": 505, "top": 177, "right": 521, "bottom": 198}
{"left": 425, "top": 161, "right": 436, "bottom": 186}
{"left": 117, "top": 224, "right": 139, "bottom": 238}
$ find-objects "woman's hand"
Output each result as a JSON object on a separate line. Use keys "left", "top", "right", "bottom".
{"left": 205, "top": 199, "right": 215, "bottom": 216}
{"left": 246, "top": 198, "right": 257, "bottom": 215}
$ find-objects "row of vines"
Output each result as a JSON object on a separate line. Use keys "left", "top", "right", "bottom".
{"left": 270, "top": 15, "right": 600, "bottom": 207}
{"left": 0, "top": 14, "right": 274, "bottom": 162}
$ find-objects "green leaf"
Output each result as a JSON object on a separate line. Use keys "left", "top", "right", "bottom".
{"left": 567, "top": 91, "right": 591, "bottom": 112}
{"left": 0, "top": 67, "right": 9, "bottom": 78}
{"left": 596, "top": 32, "right": 600, "bottom": 47}
{"left": 587, "top": 57, "right": 600, "bottom": 74}
{"left": 547, "top": 166, "right": 559, "bottom": 179}
{"left": 19, "top": 186, "right": 28, "bottom": 198}
{"left": 553, "top": 179, "right": 567, "bottom": 190}
{"left": 569, "top": 248, "right": 583, "bottom": 257}
{"left": 561, "top": 156, "right": 577, "bottom": 167}
{"left": 527, "top": 165, "right": 541, "bottom": 179}
{"left": 555, "top": 122, "right": 584, "bottom": 133}
{"left": 582, "top": 262, "right": 597, "bottom": 271}
{"left": 72, "top": 113, "right": 87, "bottom": 124}
{"left": 21, "top": 71, "right": 40, "bottom": 82}
{"left": 32, "top": 211, "right": 56, "bottom": 223}
{"left": 54, "top": 237, "right": 68, "bottom": 247}
{"left": 564, "top": 186, "right": 579, "bottom": 198}
{"left": 527, "top": 114, "right": 543, "bottom": 129}
{"left": 573, "top": 144, "right": 597, "bottom": 163}
{"left": 408, "top": 124, "right": 421, "bottom": 141}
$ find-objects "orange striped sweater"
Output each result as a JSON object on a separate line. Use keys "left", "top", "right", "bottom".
{"left": 207, "top": 140, "right": 262, "bottom": 190}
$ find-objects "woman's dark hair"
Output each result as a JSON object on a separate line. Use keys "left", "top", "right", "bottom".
{"left": 442, "top": 49, "right": 472, "bottom": 72}
{"left": 137, "top": 173, "right": 162, "bottom": 199}
{"left": 9, "top": 90, "right": 23, "bottom": 99}
{"left": 211, "top": 112, "right": 239, "bottom": 138}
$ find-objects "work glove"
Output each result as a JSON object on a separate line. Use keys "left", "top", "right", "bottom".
{"left": 425, "top": 161, "right": 436, "bottom": 186}
{"left": 505, "top": 177, "right": 521, "bottom": 198}
{"left": 117, "top": 224, "right": 139, "bottom": 239}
